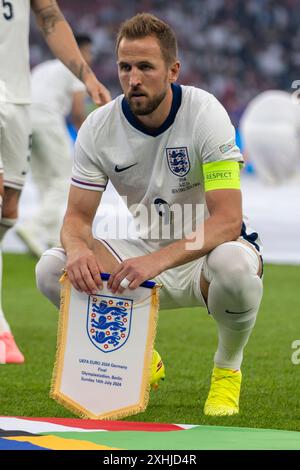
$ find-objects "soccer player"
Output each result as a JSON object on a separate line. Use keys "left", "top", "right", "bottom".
{"left": 0, "top": 0, "right": 111, "bottom": 364}
{"left": 240, "top": 90, "right": 300, "bottom": 184}
{"left": 36, "top": 13, "right": 263, "bottom": 416}
{"left": 16, "top": 34, "right": 94, "bottom": 257}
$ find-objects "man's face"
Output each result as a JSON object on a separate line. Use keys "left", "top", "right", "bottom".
{"left": 117, "top": 36, "right": 176, "bottom": 116}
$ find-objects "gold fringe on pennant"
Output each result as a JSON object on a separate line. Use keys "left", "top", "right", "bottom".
{"left": 50, "top": 273, "right": 71, "bottom": 406}
{"left": 50, "top": 277, "right": 161, "bottom": 420}
{"left": 137, "top": 285, "right": 161, "bottom": 418}
{"left": 49, "top": 272, "right": 66, "bottom": 397}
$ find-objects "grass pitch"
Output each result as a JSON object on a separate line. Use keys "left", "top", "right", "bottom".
{"left": 1, "top": 254, "right": 300, "bottom": 431}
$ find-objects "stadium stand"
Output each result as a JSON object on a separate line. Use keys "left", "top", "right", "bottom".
{"left": 30, "top": 0, "right": 300, "bottom": 127}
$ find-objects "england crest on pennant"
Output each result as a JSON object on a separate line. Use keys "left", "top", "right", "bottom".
{"left": 87, "top": 294, "right": 132, "bottom": 353}
{"left": 166, "top": 147, "right": 190, "bottom": 177}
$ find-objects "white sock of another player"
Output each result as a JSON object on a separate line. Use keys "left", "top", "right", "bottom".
{"left": 0, "top": 196, "right": 7, "bottom": 332}
{"left": 0, "top": 217, "right": 17, "bottom": 333}
{"left": 0, "top": 251, "right": 11, "bottom": 333}
{"left": 203, "top": 242, "right": 263, "bottom": 370}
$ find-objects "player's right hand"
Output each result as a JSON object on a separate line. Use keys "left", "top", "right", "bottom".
{"left": 66, "top": 247, "right": 104, "bottom": 295}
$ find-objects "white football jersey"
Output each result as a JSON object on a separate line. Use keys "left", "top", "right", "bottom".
{"left": 0, "top": 0, "right": 31, "bottom": 103}
{"left": 72, "top": 84, "right": 260, "bottom": 251}
{"left": 31, "top": 59, "right": 86, "bottom": 117}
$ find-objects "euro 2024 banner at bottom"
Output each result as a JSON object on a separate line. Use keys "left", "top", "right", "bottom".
{"left": 51, "top": 273, "right": 160, "bottom": 420}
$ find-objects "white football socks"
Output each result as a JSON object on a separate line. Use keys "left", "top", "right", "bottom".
{"left": 0, "top": 216, "right": 18, "bottom": 333}
{"left": 203, "top": 242, "right": 263, "bottom": 370}
{"left": 0, "top": 250, "right": 11, "bottom": 333}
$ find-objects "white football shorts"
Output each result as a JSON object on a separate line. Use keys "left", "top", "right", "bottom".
{"left": 0, "top": 103, "right": 31, "bottom": 189}
{"left": 46, "top": 237, "right": 261, "bottom": 311}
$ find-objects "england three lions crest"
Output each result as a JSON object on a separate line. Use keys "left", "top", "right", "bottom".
{"left": 87, "top": 295, "right": 132, "bottom": 353}
{"left": 166, "top": 147, "right": 190, "bottom": 177}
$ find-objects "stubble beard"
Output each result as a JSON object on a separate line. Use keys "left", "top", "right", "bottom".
{"left": 128, "top": 88, "right": 168, "bottom": 116}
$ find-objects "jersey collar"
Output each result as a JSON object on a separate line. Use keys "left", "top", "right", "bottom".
{"left": 121, "top": 83, "right": 182, "bottom": 137}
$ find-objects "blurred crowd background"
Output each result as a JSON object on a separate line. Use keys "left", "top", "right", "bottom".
{"left": 29, "top": 0, "right": 300, "bottom": 127}
{"left": 5, "top": 0, "right": 296, "bottom": 259}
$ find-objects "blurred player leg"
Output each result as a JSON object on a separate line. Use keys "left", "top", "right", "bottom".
{"left": 201, "top": 241, "right": 263, "bottom": 415}
{"left": 16, "top": 111, "right": 72, "bottom": 256}
{"left": 0, "top": 187, "right": 24, "bottom": 364}
{"left": 0, "top": 188, "right": 12, "bottom": 333}
{"left": 0, "top": 103, "right": 31, "bottom": 363}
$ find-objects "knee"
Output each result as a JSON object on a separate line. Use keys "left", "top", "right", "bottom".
{"left": 205, "top": 243, "right": 258, "bottom": 294}
{"left": 35, "top": 250, "right": 64, "bottom": 307}
{"left": 36, "top": 255, "right": 54, "bottom": 298}
{"left": 36, "top": 256, "right": 47, "bottom": 296}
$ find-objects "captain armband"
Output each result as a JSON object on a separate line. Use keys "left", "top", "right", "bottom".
{"left": 203, "top": 160, "right": 241, "bottom": 192}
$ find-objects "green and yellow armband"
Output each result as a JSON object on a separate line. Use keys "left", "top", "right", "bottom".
{"left": 203, "top": 160, "right": 241, "bottom": 192}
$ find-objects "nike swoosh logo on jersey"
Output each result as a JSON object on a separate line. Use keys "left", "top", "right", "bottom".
{"left": 225, "top": 308, "right": 252, "bottom": 314}
{"left": 114, "top": 163, "right": 138, "bottom": 172}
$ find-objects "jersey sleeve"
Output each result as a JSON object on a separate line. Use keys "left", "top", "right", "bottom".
{"left": 71, "top": 117, "right": 108, "bottom": 191}
{"left": 196, "top": 96, "right": 244, "bottom": 165}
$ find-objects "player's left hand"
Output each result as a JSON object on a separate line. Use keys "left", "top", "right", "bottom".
{"left": 107, "top": 255, "right": 163, "bottom": 293}
{"left": 84, "top": 74, "right": 111, "bottom": 106}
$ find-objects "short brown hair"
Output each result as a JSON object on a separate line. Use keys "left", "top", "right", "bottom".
{"left": 116, "top": 13, "right": 178, "bottom": 65}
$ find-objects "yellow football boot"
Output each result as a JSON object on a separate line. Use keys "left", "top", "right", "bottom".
{"left": 204, "top": 367, "right": 242, "bottom": 416}
{"left": 150, "top": 350, "right": 165, "bottom": 390}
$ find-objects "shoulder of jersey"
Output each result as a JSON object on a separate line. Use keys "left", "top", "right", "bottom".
{"left": 181, "top": 84, "right": 216, "bottom": 109}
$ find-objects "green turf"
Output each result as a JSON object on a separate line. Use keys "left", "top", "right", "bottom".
{"left": 1, "top": 254, "right": 300, "bottom": 431}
